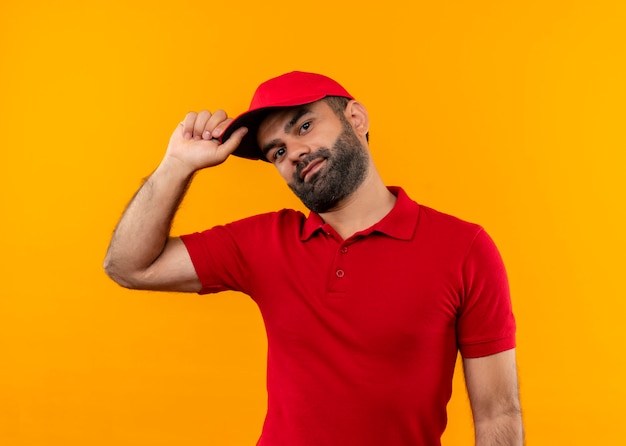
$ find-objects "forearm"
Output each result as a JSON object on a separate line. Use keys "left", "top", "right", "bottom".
{"left": 104, "top": 159, "right": 194, "bottom": 287}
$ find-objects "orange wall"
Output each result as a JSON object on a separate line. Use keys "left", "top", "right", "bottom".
{"left": 1, "top": 1, "right": 625, "bottom": 444}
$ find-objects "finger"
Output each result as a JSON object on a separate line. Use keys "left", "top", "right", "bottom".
{"left": 193, "top": 110, "right": 212, "bottom": 140}
{"left": 211, "top": 117, "right": 234, "bottom": 139}
{"left": 203, "top": 110, "right": 228, "bottom": 136}
{"left": 217, "top": 126, "right": 248, "bottom": 158}
{"left": 181, "top": 112, "right": 198, "bottom": 140}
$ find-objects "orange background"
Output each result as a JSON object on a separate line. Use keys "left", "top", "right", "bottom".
{"left": 1, "top": 0, "right": 625, "bottom": 444}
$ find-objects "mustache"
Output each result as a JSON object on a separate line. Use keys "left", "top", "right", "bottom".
{"left": 294, "top": 148, "right": 331, "bottom": 183}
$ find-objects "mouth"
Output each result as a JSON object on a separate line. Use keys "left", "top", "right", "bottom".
{"left": 299, "top": 157, "right": 326, "bottom": 182}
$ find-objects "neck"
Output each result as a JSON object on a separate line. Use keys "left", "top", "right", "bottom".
{"left": 318, "top": 168, "right": 396, "bottom": 240}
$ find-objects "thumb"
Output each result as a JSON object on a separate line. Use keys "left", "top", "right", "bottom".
{"left": 217, "top": 127, "right": 249, "bottom": 158}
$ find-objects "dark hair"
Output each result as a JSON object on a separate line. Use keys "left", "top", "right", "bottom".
{"left": 324, "top": 96, "right": 369, "bottom": 142}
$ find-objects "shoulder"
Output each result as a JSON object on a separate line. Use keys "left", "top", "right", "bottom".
{"left": 393, "top": 187, "right": 481, "bottom": 233}
{"left": 416, "top": 207, "right": 503, "bottom": 262}
{"left": 416, "top": 204, "right": 484, "bottom": 239}
{"left": 389, "top": 187, "right": 485, "bottom": 248}
{"left": 181, "top": 209, "right": 307, "bottom": 256}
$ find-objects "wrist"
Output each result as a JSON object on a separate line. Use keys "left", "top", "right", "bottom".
{"left": 156, "top": 156, "right": 197, "bottom": 182}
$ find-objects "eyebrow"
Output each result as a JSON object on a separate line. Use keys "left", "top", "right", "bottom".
{"left": 284, "top": 107, "right": 312, "bottom": 133}
{"left": 261, "top": 138, "right": 281, "bottom": 157}
{"left": 260, "top": 107, "right": 313, "bottom": 156}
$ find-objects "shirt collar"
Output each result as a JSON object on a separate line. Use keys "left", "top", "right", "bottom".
{"left": 300, "top": 186, "right": 420, "bottom": 241}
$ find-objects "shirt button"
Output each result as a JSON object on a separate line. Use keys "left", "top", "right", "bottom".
{"left": 336, "top": 269, "right": 345, "bottom": 278}
{"left": 340, "top": 247, "right": 348, "bottom": 254}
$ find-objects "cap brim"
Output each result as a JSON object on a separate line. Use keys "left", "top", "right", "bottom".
{"left": 220, "top": 108, "right": 275, "bottom": 161}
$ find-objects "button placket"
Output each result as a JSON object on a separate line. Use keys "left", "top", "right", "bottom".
{"left": 328, "top": 242, "right": 350, "bottom": 293}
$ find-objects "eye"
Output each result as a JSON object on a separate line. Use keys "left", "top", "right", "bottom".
{"left": 273, "top": 147, "right": 286, "bottom": 161}
{"left": 299, "top": 121, "right": 311, "bottom": 135}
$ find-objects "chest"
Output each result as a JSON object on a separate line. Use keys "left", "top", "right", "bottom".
{"left": 251, "top": 234, "right": 464, "bottom": 357}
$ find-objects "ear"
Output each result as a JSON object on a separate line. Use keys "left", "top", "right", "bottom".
{"left": 345, "top": 100, "right": 370, "bottom": 138}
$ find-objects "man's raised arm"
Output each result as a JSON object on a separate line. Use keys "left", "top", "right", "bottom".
{"left": 103, "top": 110, "right": 247, "bottom": 292}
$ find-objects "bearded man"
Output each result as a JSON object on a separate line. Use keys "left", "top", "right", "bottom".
{"left": 104, "top": 71, "right": 523, "bottom": 446}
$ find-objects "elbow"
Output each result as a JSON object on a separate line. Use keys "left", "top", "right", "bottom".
{"left": 103, "top": 256, "right": 141, "bottom": 290}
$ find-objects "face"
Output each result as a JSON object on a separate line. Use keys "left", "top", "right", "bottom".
{"left": 257, "top": 100, "right": 370, "bottom": 213}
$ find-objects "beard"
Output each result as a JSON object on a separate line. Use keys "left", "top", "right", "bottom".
{"left": 288, "top": 120, "right": 369, "bottom": 213}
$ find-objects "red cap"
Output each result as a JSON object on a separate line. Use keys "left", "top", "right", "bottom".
{"left": 220, "top": 71, "right": 353, "bottom": 161}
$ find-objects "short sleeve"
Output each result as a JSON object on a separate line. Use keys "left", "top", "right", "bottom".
{"left": 457, "top": 229, "right": 516, "bottom": 358}
{"left": 180, "top": 224, "right": 250, "bottom": 295}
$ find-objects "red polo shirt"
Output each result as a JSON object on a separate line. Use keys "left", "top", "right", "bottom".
{"left": 181, "top": 187, "right": 516, "bottom": 446}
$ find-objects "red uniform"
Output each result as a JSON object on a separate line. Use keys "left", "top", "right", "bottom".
{"left": 181, "top": 187, "right": 516, "bottom": 446}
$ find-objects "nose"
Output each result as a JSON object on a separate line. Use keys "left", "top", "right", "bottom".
{"left": 286, "top": 141, "right": 311, "bottom": 163}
